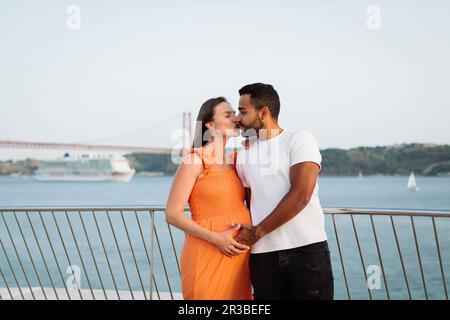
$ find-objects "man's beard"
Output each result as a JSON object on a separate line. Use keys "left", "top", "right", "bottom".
{"left": 240, "top": 117, "right": 264, "bottom": 138}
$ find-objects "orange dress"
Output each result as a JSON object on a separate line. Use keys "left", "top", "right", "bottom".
{"left": 180, "top": 147, "right": 253, "bottom": 300}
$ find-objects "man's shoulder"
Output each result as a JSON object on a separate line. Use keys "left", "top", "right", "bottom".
{"left": 286, "top": 129, "right": 316, "bottom": 137}
{"left": 284, "top": 130, "right": 318, "bottom": 144}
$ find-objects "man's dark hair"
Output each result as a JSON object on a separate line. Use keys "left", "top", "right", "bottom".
{"left": 239, "top": 83, "right": 280, "bottom": 120}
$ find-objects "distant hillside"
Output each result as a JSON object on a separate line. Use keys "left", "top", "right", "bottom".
{"left": 124, "top": 153, "right": 178, "bottom": 175}
{"left": 320, "top": 143, "right": 450, "bottom": 176}
{"left": 1, "top": 143, "right": 449, "bottom": 176}
{"left": 0, "top": 159, "right": 39, "bottom": 176}
{"left": 126, "top": 143, "right": 450, "bottom": 176}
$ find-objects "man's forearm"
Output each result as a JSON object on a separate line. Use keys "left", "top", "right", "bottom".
{"left": 255, "top": 191, "right": 309, "bottom": 238}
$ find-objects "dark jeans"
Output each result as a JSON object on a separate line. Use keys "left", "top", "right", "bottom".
{"left": 249, "top": 241, "right": 334, "bottom": 300}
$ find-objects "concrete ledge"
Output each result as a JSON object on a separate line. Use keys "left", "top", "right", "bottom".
{"left": 0, "top": 287, "right": 183, "bottom": 300}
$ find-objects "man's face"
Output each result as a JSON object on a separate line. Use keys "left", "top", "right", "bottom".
{"left": 237, "top": 94, "right": 263, "bottom": 137}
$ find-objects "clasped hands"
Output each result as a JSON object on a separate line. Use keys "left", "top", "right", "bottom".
{"left": 210, "top": 223, "right": 261, "bottom": 257}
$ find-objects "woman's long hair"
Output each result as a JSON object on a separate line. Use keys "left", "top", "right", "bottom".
{"left": 192, "top": 97, "right": 227, "bottom": 148}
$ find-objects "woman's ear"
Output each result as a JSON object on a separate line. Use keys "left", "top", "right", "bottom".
{"left": 205, "top": 122, "right": 214, "bottom": 130}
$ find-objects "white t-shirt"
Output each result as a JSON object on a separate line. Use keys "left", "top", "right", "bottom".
{"left": 236, "top": 130, "right": 327, "bottom": 254}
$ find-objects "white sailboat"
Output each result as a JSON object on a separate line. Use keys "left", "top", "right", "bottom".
{"left": 407, "top": 172, "right": 420, "bottom": 191}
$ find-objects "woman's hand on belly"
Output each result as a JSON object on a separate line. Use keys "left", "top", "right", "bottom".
{"left": 209, "top": 224, "right": 250, "bottom": 257}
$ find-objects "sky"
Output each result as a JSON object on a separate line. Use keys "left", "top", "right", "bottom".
{"left": 1, "top": 0, "right": 449, "bottom": 160}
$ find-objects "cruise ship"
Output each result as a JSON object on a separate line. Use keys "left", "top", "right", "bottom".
{"left": 34, "top": 153, "right": 135, "bottom": 182}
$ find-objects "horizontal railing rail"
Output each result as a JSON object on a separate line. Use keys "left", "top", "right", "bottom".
{"left": 0, "top": 207, "right": 448, "bottom": 300}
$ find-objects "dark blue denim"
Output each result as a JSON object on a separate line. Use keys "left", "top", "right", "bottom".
{"left": 249, "top": 241, "right": 334, "bottom": 300}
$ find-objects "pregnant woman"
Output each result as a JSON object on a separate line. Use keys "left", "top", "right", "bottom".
{"left": 166, "top": 97, "right": 252, "bottom": 300}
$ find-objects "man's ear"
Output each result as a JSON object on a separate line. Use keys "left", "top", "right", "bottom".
{"left": 261, "top": 106, "right": 270, "bottom": 120}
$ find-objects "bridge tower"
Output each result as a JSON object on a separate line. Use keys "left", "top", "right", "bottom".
{"left": 182, "top": 112, "right": 192, "bottom": 150}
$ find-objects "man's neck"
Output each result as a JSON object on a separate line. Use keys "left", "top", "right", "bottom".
{"left": 258, "top": 124, "right": 284, "bottom": 141}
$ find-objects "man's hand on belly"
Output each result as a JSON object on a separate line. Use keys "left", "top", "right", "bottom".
{"left": 234, "top": 224, "right": 262, "bottom": 247}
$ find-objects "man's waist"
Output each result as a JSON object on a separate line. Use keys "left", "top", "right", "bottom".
{"left": 250, "top": 233, "right": 328, "bottom": 254}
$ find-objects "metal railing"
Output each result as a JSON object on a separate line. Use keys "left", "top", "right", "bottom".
{"left": 326, "top": 208, "right": 449, "bottom": 300}
{"left": 0, "top": 207, "right": 448, "bottom": 300}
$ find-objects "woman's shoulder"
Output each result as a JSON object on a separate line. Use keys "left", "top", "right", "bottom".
{"left": 180, "top": 148, "right": 204, "bottom": 166}
{"left": 225, "top": 149, "right": 238, "bottom": 166}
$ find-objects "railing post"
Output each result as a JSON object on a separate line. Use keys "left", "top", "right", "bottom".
{"left": 134, "top": 210, "right": 161, "bottom": 299}
{"left": 149, "top": 210, "right": 155, "bottom": 300}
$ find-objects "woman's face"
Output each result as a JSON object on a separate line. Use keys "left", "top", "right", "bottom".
{"left": 206, "top": 102, "right": 240, "bottom": 140}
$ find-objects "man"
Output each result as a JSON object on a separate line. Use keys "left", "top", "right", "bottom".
{"left": 235, "top": 83, "right": 334, "bottom": 300}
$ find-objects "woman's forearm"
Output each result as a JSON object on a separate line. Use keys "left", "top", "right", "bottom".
{"left": 166, "top": 212, "right": 215, "bottom": 244}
